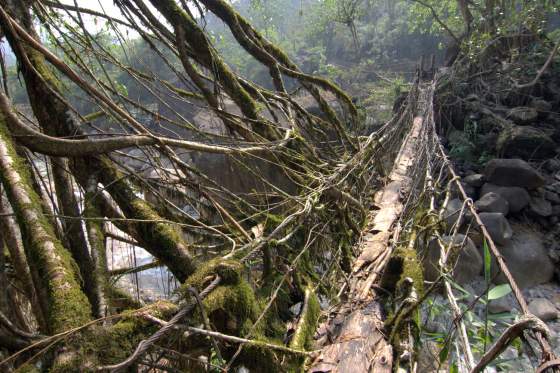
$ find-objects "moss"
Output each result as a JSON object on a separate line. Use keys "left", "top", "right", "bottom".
{"left": 289, "top": 287, "right": 320, "bottom": 351}
{"left": 182, "top": 258, "right": 243, "bottom": 292}
{"left": 393, "top": 245, "right": 424, "bottom": 297}
{"left": 0, "top": 115, "right": 91, "bottom": 334}
{"left": 236, "top": 342, "right": 285, "bottom": 373}
{"left": 16, "top": 365, "right": 40, "bottom": 373}
{"left": 50, "top": 303, "right": 176, "bottom": 372}
{"left": 94, "top": 156, "right": 194, "bottom": 281}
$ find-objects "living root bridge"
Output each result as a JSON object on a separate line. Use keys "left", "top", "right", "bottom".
{"left": 310, "top": 82, "right": 424, "bottom": 372}
{"left": 0, "top": 1, "right": 454, "bottom": 372}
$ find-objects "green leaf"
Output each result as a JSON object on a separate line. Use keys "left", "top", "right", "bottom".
{"left": 439, "top": 343, "right": 449, "bottom": 364}
{"left": 488, "top": 284, "right": 512, "bottom": 300}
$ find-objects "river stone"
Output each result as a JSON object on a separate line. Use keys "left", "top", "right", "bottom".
{"left": 480, "top": 183, "right": 530, "bottom": 213}
{"left": 475, "top": 192, "right": 509, "bottom": 215}
{"left": 546, "top": 182, "right": 560, "bottom": 195}
{"left": 464, "top": 173, "right": 485, "bottom": 188}
{"left": 423, "top": 234, "right": 483, "bottom": 285}
{"left": 544, "top": 191, "right": 560, "bottom": 204}
{"left": 488, "top": 293, "right": 517, "bottom": 314}
{"left": 528, "top": 298, "right": 558, "bottom": 321}
{"left": 484, "top": 158, "right": 544, "bottom": 189}
{"left": 497, "top": 126, "right": 556, "bottom": 160}
{"left": 529, "top": 197, "right": 553, "bottom": 217}
{"left": 493, "top": 228, "right": 555, "bottom": 289}
{"left": 450, "top": 181, "right": 477, "bottom": 200}
{"left": 444, "top": 198, "right": 466, "bottom": 229}
{"left": 507, "top": 107, "right": 538, "bottom": 125}
{"left": 544, "top": 159, "right": 560, "bottom": 173}
{"left": 479, "top": 212, "right": 512, "bottom": 245}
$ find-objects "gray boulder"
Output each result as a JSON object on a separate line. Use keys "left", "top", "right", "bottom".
{"left": 475, "top": 192, "right": 509, "bottom": 215}
{"left": 544, "top": 159, "right": 560, "bottom": 173}
{"left": 444, "top": 198, "right": 466, "bottom": 229}
{"left": 545, "top": 182, "right": 560, "bottom": 195}
{"left": 528, "top": 298, "right": 558, "bottom": 321}
{"left": 464, "top": 173, "right": 485, "bottom": 188}
{"left": 507, "top": 107, "right": 538, "bottom": 125}
{"left": 450, "top": 181, "right": 477, "bottom": 200}
{"left": 423, "top": 234, "right": 483, "bottom": 285}
{"left": 484, "top": 158, "right": 544, "bottom": 189}
{"left": 497, "top": 126, "right": 556, "bottom": 160}
{"left": 493, "top": 228, "right": 555, "bottom": 289}
{"left": 480, "top": 183, "right": 530, "bottom": 213}
{"left": 529, "top": 197, "right": 552, "bottom": 217}
{"left": 479, "top": 212, "right": 512, "bottom": 245}
{"left": 544, "top": 191, "right": 560, "bottom": 204}
{"left": 488, "top": 293, "right": 518, "bottom": 314}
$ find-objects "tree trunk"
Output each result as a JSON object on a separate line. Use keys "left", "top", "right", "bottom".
{"left": 0, "top": 116, "right": 91, "bottom": 334}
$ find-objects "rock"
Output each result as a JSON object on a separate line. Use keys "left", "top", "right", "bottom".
{"left": 480, "top": 183, "right": 530, "bottom": 213}
{"left": 479, "top": 212, "right": 512, "bottom": 245}
{"left": 545, "top": 182, "right": 560, "bottom": 195}
{"left": 418, "top": 341, "right": 443, "bottom": 372}
{"left": 484, "top": 158, "right": 545, "bottom": 189}
{"left": 507, "top": 107, "right": 538, "bottom": 125}
{"left": 493, "top": 228, "right": 555, "bottom": 289}
{"left": 552, "top": 205, "right": 560, "bottom": 216}
{"left": 544, "top": 191, "right": 560, "bottom": 204}
{"left": 444, "top": 198, "right": 466, "bottom": 229}
{"left": 488, "top": 293, "right": 517, "bottom": 314}
{"left": 448, "top": 129, "right": 476, "bottom": 163}
{"left": 529, "top": 197, "right": 553, "bottom": 217}
{"left": 464, "top": 173, "right": 485, "bottom": 188}
{"left": 289, "top": 302, "right": 302, "bottom": 316}
{"left": 475, "top": 192, "right": 510, "bottom": 215}
{"left": 423, "top": 234, "right": 483, "bottom": 285}
{"left": 464, "top": 183, "right": 477, "bottom": 199}
{"left": 497, "top": 126, "right": 556, "bottom": 160}
{"left": 531, "top": 186, "right": 546, "bottom": 198}
{"left": 545, "top": 159, "right": 560, "bottom": 173}
{"left": 528, "top": 299, "right": 558, "bottom": 321}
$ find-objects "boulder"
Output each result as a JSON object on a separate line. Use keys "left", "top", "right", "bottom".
{"left": 544, "top": 191, "right": 560, "bottom": 204}
{"left": 488, "top": 293, "right": 518, "bottom": 314}
{"left": 493, "top": 228, "right": 555, "bottom": 289}
{"left": 497, "top": 126, "right": 556, "bottom": 160}
{"left": 528, "top": 298, "right": 558, "bottom": 321}
{"left": 423, "top": 234, "right": 483, "bottom": 285}
{"left": 484, "top": 158, "right": 544, "bottom": 189}
{"left": 464, "top": 173, "right": 485, "bottom": 188}
{"left": 450, "top": 182, "right": 477, "bottom": 200}
{"left": 507, "top": 107, "right": 538, "bottom": 125}
{"left": 529, "top": 197, "right": 552, "bottom": 217}
{"left": 475, "top": 192, "right": 509, "bottom": 215}
{"left": 544, "top": 158, "right": 560, "bottom": 173}
{"left": 545, "top": 182, "right": 560, "bottom": 195}
{"left": 444, "top": 198, "right": 466, "bottom": 229}
{"left": 480, "top": 183, "right": 530, "bottom": 213}
{"left": 479, "top": 212, "right": 512, "bottom": 245}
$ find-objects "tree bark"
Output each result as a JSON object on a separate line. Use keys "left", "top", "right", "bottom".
{"left": 0, "top": 115, "right": 91, "bottom": 334}
{"left": 0, "top": 2, "right": 195, "bottom": 282}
